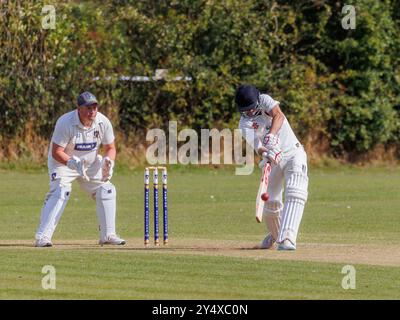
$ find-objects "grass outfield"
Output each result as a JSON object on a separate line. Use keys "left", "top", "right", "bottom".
{"left": 0, "top": 165, "right": 399, "bottom": 299}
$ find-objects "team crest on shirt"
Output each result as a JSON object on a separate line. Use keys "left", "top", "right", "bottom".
{"left": 93, "top": 130, "right": 100, "bottom": 139}
{"left": 252, "top": 122, "right": 259, "bottom": 129}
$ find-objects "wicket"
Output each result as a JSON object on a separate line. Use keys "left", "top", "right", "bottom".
{"left": 144, "top": 166, "right": 168, "bottom": 246}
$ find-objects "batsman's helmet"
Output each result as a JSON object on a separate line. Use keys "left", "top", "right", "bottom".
{"left": 235, "top": 84, "right": 260, "bottom": 112}
{"left": 77, "top": 91, "right": 98, "bottom": 107}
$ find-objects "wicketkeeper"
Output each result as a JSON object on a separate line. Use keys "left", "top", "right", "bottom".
{"left": 236, "top": 84, "right": 309, "bottom": 250}
{"left": 35, "top": 91, "right": 125, "bottom": 247}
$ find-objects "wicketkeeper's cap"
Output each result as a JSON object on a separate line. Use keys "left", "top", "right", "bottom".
{"left": 235, "top": 84, "right": 260, "bottom": 112}
{"left": 77, "top": 91, "right": 98, "bottom": 107}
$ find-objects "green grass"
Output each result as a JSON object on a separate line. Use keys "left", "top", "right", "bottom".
{"left": 1, "top": 250, "right": 400, "bottom": 300}
{"left": 0, "top": 165, "right": 399, "bottom": 299}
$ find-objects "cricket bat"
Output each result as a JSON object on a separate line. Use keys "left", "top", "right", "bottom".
{"left": 255, "top": 161, "right": 271, "bottom": 223}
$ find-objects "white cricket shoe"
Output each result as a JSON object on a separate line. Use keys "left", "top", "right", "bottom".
{"left": 260, "top": 234, "right": 276, "bottom": 249}
{"left": 277, "top": 239, "right": 296, "bottom": 251}
{"left": 35, "top": 236, "right": 53, "bottom": 247}
{"left": 99, "top": 234, "right": 126, "bottom": 246}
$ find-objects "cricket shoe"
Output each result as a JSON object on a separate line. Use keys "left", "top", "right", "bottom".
{"left": 277, "top": 239, "right": 296, "bottom": 251}
{"left": 260, "top": 234, "right": 276, "bottom": 249}
{"left": 35, "top": 236, "right": 53, "bottom": 247}
{"left": 99, "top": 234, "right": 126, "bottom": 246}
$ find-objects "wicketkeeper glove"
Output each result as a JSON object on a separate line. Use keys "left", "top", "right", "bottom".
{"left": 261, "top": 133, "right": 283, "bottom": 165}
{"left": 66, "top": 156, "right": 89, "bottom": 181}
{"left": 101, "top": 156, "right": 114, "bottom": 182}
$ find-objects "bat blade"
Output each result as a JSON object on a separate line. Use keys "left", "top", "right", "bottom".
{"left": 255, "top": 162, "right": 271, "bottom": 223}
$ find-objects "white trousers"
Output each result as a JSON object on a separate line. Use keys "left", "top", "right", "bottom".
{"left": 262, "top": 146, "right": 309, "bottom": 244}
{"left": 35, "top": 156, "right": 116, "bottom": 241}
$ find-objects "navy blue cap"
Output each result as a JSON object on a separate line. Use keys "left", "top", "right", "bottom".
{"left": 235, "top": 85, "right": 260, "bottom": 112}
{"left": 77, "top": 91, "right": 98, "bottom": 107}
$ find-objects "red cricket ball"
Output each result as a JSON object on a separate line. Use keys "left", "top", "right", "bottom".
{"left": 261, "top": 192, "right": 269, "bottom": 201}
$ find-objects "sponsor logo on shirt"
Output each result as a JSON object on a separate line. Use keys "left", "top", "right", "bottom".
{"left": 75, "top": 142, "right": 97, "bottom": 151}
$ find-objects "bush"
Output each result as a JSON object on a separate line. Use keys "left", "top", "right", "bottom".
{"left": 0, "top": 0, "right": 399, "bottom": 162}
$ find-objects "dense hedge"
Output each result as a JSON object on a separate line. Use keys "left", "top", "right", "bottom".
{"left": 1, "top": 0, "right": 399, "bottom": 161}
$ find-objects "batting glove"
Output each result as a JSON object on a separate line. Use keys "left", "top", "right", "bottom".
{"left": 261, "top": 133, "right": 283, "bottom": 165}
{"left": 101, "top": 156, "right": 114, "bottom": 182}
{"left": 262, "top": 148, "right": 282, "bottom": 166}
{"left": 262, "top": 133, "right": 280, "bottom": 149}
{"left": 67, "top": 156, "right": 89, "bottom": 181}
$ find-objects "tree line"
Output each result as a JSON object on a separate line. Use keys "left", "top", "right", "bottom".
{"left": 1, "top": 0, "right": 399, "bottom": 162}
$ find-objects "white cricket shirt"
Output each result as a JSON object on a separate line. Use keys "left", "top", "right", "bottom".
{"left": 239, "top": 94, "right": 301, "bottom": 156}
{"left": 48, "top": 110, "right": 114, "bottom": 170}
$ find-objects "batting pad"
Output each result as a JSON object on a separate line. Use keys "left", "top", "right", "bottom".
{"left": 96, "top": 183, "right": 116, "bottom": 241}
{"left": 36, "top": 185, "right": 71, "bottom": 240}
{"left": 278, "top": 172, "right": 308, "bottom": 244}
{"left": 263, "top": 201, "right": 282, "bottom": 240}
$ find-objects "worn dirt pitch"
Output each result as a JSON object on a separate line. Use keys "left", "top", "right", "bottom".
{"left": 1, "top": 239, "right": 399, "bottom": 267}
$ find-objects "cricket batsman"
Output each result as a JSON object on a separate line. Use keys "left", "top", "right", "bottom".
{"left": 35, "top": 91, "right": 125, "bottom": 247}
{"left": 236, "top": 84, "right": 309, "bottom": 250}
